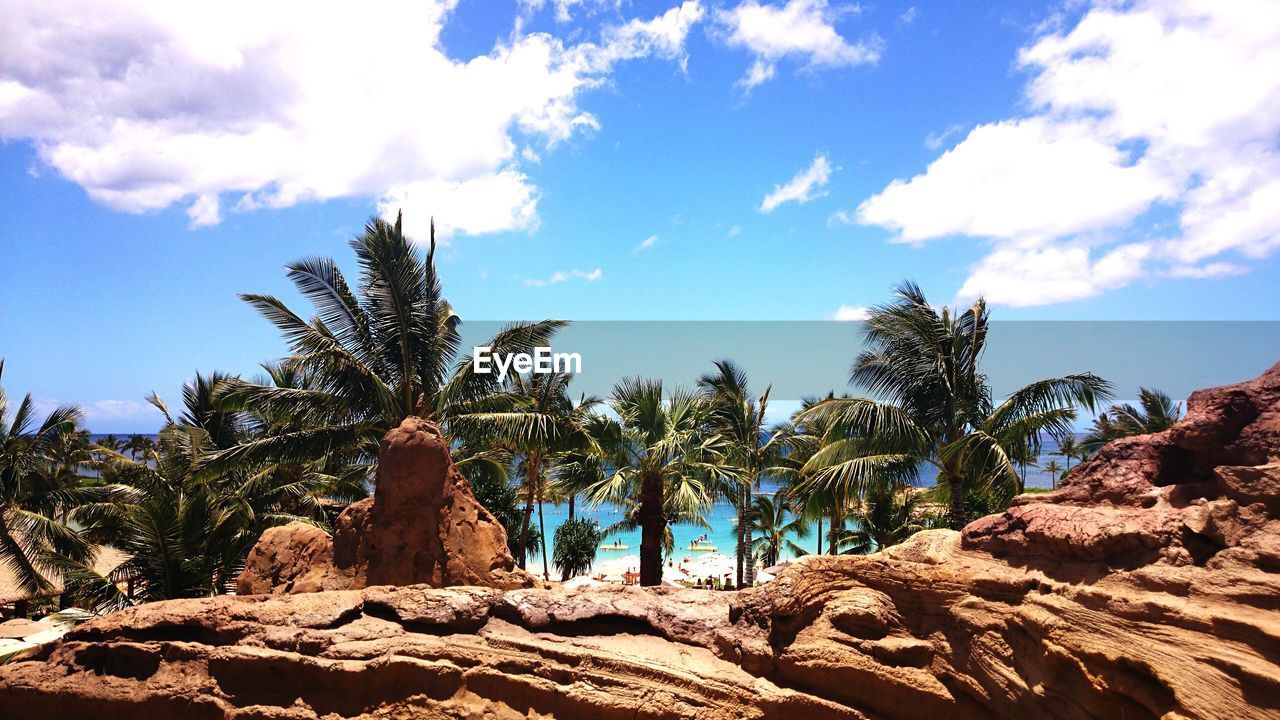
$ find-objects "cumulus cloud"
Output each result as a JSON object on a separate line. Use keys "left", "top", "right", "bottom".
{"left": 850, "top": 1, "right": 1280, "bottom": 306}
{"left": 714, "top": 0, "right": 880, "bottom": 89}
{"left": 0, "top": 0, "right": 704, "bottom": 239}
{"left": 633, "top": 234, "right": 661, "bottom": 252}
{"left": 761, "top": 154, "right": 833, "bottom": 212}
{"left": 524, "top": 267, "right": 604, "bottom": 287}
{"left": 829, "top": 304, "right": 869, "bottom": 320}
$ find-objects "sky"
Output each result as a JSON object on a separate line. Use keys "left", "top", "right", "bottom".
{"left": 1, "top": 0, "right": 1279, "bottom": 432}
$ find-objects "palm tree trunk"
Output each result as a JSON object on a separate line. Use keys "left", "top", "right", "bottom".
{"left": 743, "top": 482, "right": 755, "bottom": 587}
{"left": 828, "top": 511, "right": 840, "bottom": 554}
{"left": 538, "top": 492, "right": 550, "bottom": 581}
{"left": 639, "top": 471, "right": 664, "bottom": 586}
{"left": 568, "top": 494, "right": 576, "bottom": 521}
{"left": 735, "top": 488, "right": 746, "bottom": 588}
{"left": 518, "top": 452, "right": 539, "bottom": 570}
{"left": 949, "top": 475, "right": 965, "bottom": 530}
{"left": 816, "top": 517, "right": 823, "bottom": 555}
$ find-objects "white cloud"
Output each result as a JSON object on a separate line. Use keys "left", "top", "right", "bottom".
{"left": 714, "top": 0, "right": 880, "bottom": 89}
{"left": 524, "top": 267, "right": 604, "bottom": 286}
{"left": 830, "top": 304, "right": 869, "bottom": 320}
{"left": 923, "top": 123, "right": 963, "bottom": 150}
{"left": 633, "top": 234, "right": 661, "bottom": 252}
{"left": 32, "top": 397, "right": 163, "bottom": 426}
{"left": 761, "top": 154, "right": 833, "bottom": 212}
{"left": 727, "top": 224, "right": 742, "bottom": 237}
{"left": 0, "top": 0, "right": 704, "bottom": 239}
{"left": 898, "top": 6, "right": 917, "bottom": 25}
{"left": 521, "top": 0, "right": 621, "bottom": 24}
{"left": 850, "top": 0, "right": 1280, "bottom": 307}
{"left": 956, "top": 243, "right": 1153, "bottom": 307}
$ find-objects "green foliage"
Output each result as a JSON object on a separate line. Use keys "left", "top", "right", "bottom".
{"left": 793, "top": 282, "right": 1112, "bottom": 530}
{"left": 579, "top": 378, "right": 737, "bottom": 585}
{"left": 1083, "top": 388, "right": 1182, "bottom": 455}
{"left": 750, "top": 494, "right": 808, "bottom": 569}
{"left": 0, "top": 359, "right": 108, "bottom": 594}
{"left": 59, "top": 372, "right": 360, "bottom": 610}
{"left": 552, "top": 517, "right": 602, "bottom": 581}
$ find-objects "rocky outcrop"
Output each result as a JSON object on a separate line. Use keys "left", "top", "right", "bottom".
{"left": 236, "top": 417, "right": 535, "bottom": 594}
{"left": 2, "top": 364, "right": 1279, "bottom": 719}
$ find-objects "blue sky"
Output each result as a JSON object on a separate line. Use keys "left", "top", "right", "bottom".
{"left": 2, "top": 0, "right": 1278, "bottom": 431}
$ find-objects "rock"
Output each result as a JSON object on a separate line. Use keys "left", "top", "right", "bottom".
{"left": 235, "top": 522, "right": 347, "bottom": 596}
{"left": 5, "top": 365, "right": 1280, "bottom": 719}
{"left": 235, "top": 417, "right": 535, "bottom": 595}
{"left": 336, "top": 417, "right": 524, "bottom": 589}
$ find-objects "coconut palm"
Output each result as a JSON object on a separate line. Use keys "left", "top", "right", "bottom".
{"left": 205, "top": 212, "right": 564, "bottom": 474}
{"left": 837, "top": 488, "right": 934, "bottom": 555}
{"left": 795, "top": 282, "right": 1112, "bottom": 530}
{"left": 749, "top": 494, "right": 808, "bottom": 569}
{"left": 1043, "top": 459, "right": 1064, "bottom": 489}
{"left": 489, "top": 370, "right": 601, "bottom": 578}
{"left": 781, "top": 394, "right": 850, "bottom": 555}
{"left": 697, "top": 360, "right": 791, "bottom": 587}
{"left": 580, "top": 378, "right": 737, "bottom": 586}
{"left": 0, "top": 360, "right": 101, "bottom": 595}
{"left": 552, "top": 517, "right": 602, "bottom": 581}
{"left": 1051, "top": 435, "right": 1082, "bottom": 473}
{"left": 123, "top": 434, "right": 155, "bottom": 461}
{"left": 64, "top": 377, "right": 343, "bottom": 609}
{"left": 1083, "top": 388, "right": 1182, "bottom": 456}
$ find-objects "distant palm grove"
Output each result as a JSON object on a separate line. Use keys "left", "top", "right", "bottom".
{"left": 3, "top": 213, "right": 1173, "bottom": 610}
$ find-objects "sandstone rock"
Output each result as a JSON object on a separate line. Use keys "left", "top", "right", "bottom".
{"left": 235, "top": 522, "right": 347, "bottom": 596}
{"left": 236, "top": 417, "right": 535, "bottom": 595}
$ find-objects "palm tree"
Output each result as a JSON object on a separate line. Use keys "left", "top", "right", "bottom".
{"left": 837, "top": 488, "right": 934, "bottom": 554}
{"left": 491, "top": 370, "right": 600, "bottom": 578}
{"left": 0, "top": 360, "right": 99, "bottom": 595}
{"left": 796, "top": 282, "right": 1112, "bottom": 530}
{"left": 1083, "top": 388, "right": 1182, "bottom": 456}
{"left": 697, "top": 360, "right": 791, "bottom": 587}
{"left": 552, "top": 517, "right": 603, "bottom": 581}
{"left": 206, "top": 212, "right": 564, "bottom": 474}
{"left": 66, "top": 376, "right": 343, "bottom": 608}
{"left": 749, "top": 494, "right": 808, "bottom": 569}
{"left": 581, "top": 378, "right": 737, "bottom": 586}
{"left": 1042, "top": 459, "right": 1064, "bottom": 489}
{"left": 1051, "top": 435, "right": 1082, "bottom": 473}
{"left": 123, "top": 434, "right": 155, "bottom": 461}
{"left": 97, "top": 434, "right": 123, "bottom": 453}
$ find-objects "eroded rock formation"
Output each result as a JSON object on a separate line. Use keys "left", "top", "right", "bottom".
{"left": 236, "top": 416, "right": 535, "bottom": 594}
{"left": 2, "top": 364, "right": 1279, "bottom": 719}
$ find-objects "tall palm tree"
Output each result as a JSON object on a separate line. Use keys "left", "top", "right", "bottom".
{"left": 0, "top": 360, "right": 99, "bottom": 595}
{"left": 581, "top": 378, "right": 737, "bottom": 586}
{"left": 796, "top": 282, "right": 1112, "bottom": 530}
{"left": 492, "top": 370, "right": 600, "bottom": 578}
{"left": 750, "top": 494, "right": 808, "bottom": 569}
{"left": 1042, "top": 459, "right": 1064, "bottom": 489}
{"left": 206, "top": 212, "right": 564, "bottom": 474}
{"left": 697, "top": 360, "right": 790, "bottom": 587}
